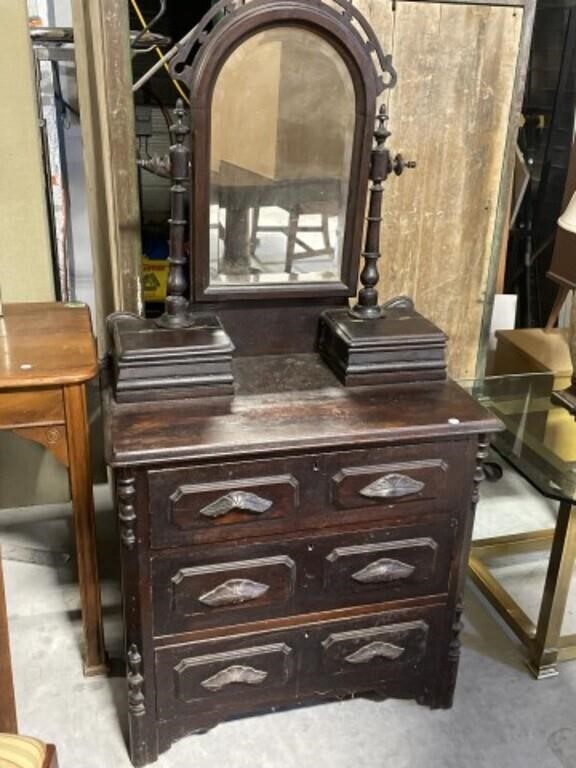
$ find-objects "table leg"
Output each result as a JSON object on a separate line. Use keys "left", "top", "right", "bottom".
{"left": 527, "top": 500, "right": 576, "bottom": 679}
{"left": 63, "top": 383, "right": 107, "bottom": 676}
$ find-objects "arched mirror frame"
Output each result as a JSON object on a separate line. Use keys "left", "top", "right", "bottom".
{"left": 172, "top": 0, "right": 394, "bottom": 302}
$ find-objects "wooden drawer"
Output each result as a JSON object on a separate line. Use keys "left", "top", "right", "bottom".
{"left": 155, "top": 604, "right": 443, "bottom": 721}
{"left": 151, "top": 520, "right": 455, "bottom": 636}
{"left": 148, "top": 441, "right": 470, "bottom": 549}
{"left": 329, "top": 458, "right": 447, "bottom": 511}
{"left": 148, "top": 457, "right": 305, "bottom": 548}
{"left": 0, "top": 387, "right": 64, "bottom": 429}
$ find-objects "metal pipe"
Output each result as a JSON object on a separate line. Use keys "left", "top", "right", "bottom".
{"left": 132, "top": 23, "right": 198, "bottom": 93}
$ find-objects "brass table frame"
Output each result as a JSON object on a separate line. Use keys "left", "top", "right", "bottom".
{"left": 469, "top": 499, "right": 576, "bottom": 679}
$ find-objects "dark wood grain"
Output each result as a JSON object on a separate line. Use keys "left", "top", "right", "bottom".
{"left": 154, "top": 604, "right": 443, "bottom": 725}
{"left": 146, "top": 440, "right": 468, "bottom": 549}
{"left": 104, "top": 356, "right": 499, "bottom": 467}
{"left": 103, "top": 1, "right": 502, "bottom": 761}
{"left": 179, "top": 0, "right": 384, "bottom": 304}
{"left": 151, "top": 520, "right": 454, "bottom": 637}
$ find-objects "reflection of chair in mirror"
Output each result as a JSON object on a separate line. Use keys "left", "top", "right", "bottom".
{"left": 211, "top": 161, "right": 346, "bottom": 281}
{"left": 249, "top": 188, "right": 345, "bottom": 277}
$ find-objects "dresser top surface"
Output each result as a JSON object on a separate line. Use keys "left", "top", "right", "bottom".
{"left": 104, "top": 354, "right": 499, "bottom": 466}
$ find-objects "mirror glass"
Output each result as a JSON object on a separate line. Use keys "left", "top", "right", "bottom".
{"left": 209, "top": 26, "right": 355, "bottom": 288}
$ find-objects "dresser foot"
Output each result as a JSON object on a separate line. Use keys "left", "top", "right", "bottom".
{"left": 417, "top": 683, "right": 456, "bottom": 710}
{"left": 129, "top": 726, "right": 158, "bottom": 768}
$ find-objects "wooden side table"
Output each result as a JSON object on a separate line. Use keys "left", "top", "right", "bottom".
{"left": 0, "top": 302, "right": 106, "bottom": 675}
{"left": 493, "top": 328, "right": 572, "bottom": 389}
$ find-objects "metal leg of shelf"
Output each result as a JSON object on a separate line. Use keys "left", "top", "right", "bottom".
{"left": 469, "top": 503, "right": 576, "bottom": 679}
{"left": 528, "top": 501, "right": 576, "bottom": 679}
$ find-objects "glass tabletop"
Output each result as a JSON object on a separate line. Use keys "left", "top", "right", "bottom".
{"left": 460, "top": 373, "right": 576, "bottom": 503}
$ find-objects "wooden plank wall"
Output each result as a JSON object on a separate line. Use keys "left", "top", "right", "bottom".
{"left": 72, "top": 0, "right": 143, "bottom": 355}
{"left": 355, "top": 1, "right": 523, "bottom": 378}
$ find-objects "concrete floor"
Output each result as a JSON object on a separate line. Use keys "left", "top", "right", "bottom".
{"left": 1, "top": 466, "right": 576, "bottom": 768}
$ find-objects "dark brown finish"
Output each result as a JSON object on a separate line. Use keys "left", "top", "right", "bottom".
{"left": 144, "top": 437, "right": 469, "bottom": 549}
{"left": 152, "top": 603, "right": 444, "bottom": 747}
{"left": 0, "top": 551, "right": 17, "bottom": 734}
{"left": 156, "top": 101, "right": 194, "bottom": 330}
{"left": 108, "top": 312, "right": 235, "bottom": 403}
{"left": 0, "top": 303, "right": 106, "bottom": 676}
{"left": 104, "top": 352, "right": 498, "bottom": 765}
{"left": 351, "top": 106, "right": 415, "bottom": 319}
{"left": 171, "top": 0, "right": 396, "bottom": 303}
{"left": 319, "top": 301, "right": 447, "bottom": 386}
{"left": 103, "top": 2, "right": 501, "bottom": 763}
{"left": 150, "top": 521, "right": 454, "bottom": 636}
{"left": 105, "top": 355, "right": 496, "bottom": 467}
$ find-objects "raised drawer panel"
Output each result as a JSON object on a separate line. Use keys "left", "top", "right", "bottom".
{"left": 169, "top": 555, "right": 296, "bottom": 619}
{"left": 166, "top": 474, "right": 298, "bottom": 533}
{"left": 330, "top": 459, "right": 447, "bottom": 510}
{"left": 163, "top": 642, "right": 294, "bottom": 714}
{"left": 155, "top": 605, "right": 443, "bottom": 721}
{"left": 324, "top": 536, "right": 440, "bottom": 598}
{"left": 148, "top": 441, "right": 471, "bottom": 549}
{"left": 321, "top": 620, "right": 428, "bottom": 676}
{"left": 151, "top": 521, "right": 454, "bottom": 636}
{"left": 148, "top": 457, "right": 308, "bottom": 548}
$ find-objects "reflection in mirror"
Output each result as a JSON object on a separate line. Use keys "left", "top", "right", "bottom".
{"left": 209, "top": 27, "right": 355, "bottom": 288}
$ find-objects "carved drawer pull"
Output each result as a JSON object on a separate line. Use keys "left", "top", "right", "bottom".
{"left": 199, "top": 491, "right": 273, "bottom": 519}
{"left": 345, "top": 641, "right": 405, "bottom": 664}
{"left": 359, "top": 473, "right": 424, "bottom": 500}
{"left": 352, "top": 558, "right": 415, "bottom": 584}
{"left": 199, "top": 578, "right": 270, "bottom": 607}
{"left": 200, "top": 665, "right": 268, "bottom": 692}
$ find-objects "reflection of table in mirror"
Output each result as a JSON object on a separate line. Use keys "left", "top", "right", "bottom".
{"left": 462, "top": 373, "right": 576, "bottom": 678}
{"left": 210, "top": 162, "right": 346, "bottom": 284}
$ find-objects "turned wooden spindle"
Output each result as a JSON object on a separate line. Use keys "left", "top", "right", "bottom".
{"left": 157, "top": 99, "right": 194, "bottom": 329}
{"left": 351, "top": 105, "right": 415, "bottom": 320}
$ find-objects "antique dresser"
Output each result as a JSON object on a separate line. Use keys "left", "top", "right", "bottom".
{"left": 103, "top": 1, "right": 500, "bottom": 764}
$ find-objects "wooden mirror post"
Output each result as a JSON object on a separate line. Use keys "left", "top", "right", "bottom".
{"left": 156, "top": 100, "right": 194, "bottom": 330}
{"left": 318, "top": 106, "right": 445, "bottom": 386}
{"left": 106, "top": 104, "right": 235, "bottom": 403}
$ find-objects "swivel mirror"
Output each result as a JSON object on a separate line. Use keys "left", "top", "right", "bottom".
{"left": 209, "top": 27, "right": 355, "bottom": 289}
{"left": 173, "top": 0, "right": 397, "bottom": 301}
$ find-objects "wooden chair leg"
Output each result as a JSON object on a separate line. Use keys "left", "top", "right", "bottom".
{"left": 43, "top": 744, "right": 59, "bottom": 768}
{"left": 0, "top": 549, "right": 17, "bottom": 733}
